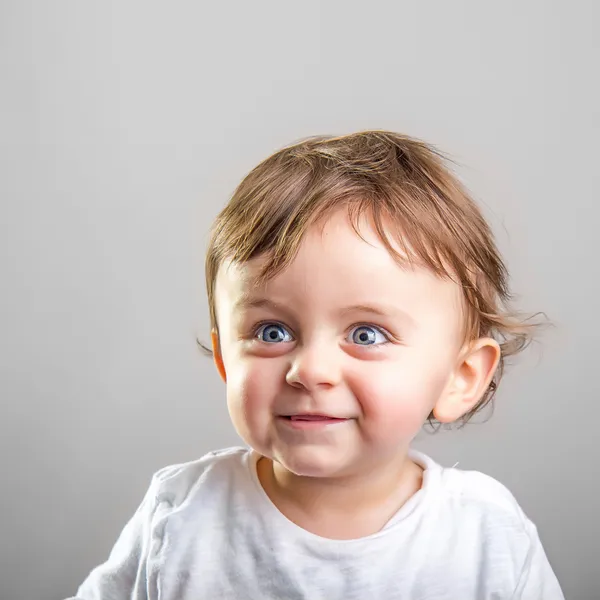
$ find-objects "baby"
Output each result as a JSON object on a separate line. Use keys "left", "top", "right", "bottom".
{"left": 70, "top": 131, "right": 564, "bottom": 599}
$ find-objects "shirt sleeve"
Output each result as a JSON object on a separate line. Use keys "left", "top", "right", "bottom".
{"left": 66, "top": 475, "right": 162, "bottom": 600}
{"left": 514, "top": 521, "right": 564, "bottom": 600}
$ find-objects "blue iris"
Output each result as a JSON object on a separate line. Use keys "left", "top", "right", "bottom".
{"left": 257, "top": 324, "right": 293, "bottom": 343}
{"left": 349, "top": 325, "right": 387, "bottom": 345}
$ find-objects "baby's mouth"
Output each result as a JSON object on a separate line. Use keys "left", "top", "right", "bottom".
{"left": 287, "top": 415, "right": 346, "bottom": 421}
{"left": 281, "top": 414, "right": 348, "bottom": 422}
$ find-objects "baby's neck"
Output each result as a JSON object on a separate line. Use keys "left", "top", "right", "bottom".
{"left": 256, "top": 453, "right": 423, "bottom": 540}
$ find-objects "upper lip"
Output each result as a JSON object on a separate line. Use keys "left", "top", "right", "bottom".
{"left": 279, "top": 412, "right": 347, "bottom": 418}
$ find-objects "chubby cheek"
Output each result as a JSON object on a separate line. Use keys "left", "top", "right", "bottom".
{"left": 224, "top": 355, "right": 283, "bottom": 445}
{"left": 348, "top": 360, "right": 450, "bottom": 441}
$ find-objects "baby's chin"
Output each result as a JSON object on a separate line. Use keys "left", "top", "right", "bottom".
{"left": 270, "top": 446, "right": 361, "bottom": 479}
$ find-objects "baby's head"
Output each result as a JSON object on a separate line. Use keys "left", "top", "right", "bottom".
{"left": 205, "top": 131, "right": 533, "bottom": 478}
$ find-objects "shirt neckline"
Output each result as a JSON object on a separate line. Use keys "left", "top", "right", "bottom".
{"left": 244, "top": 447, "right": 442, "bottom": 546}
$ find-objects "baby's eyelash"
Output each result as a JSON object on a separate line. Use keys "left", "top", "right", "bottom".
{"left": 347, "top": 323, "right": 392, "bottom": 345}
{"left": 349, "top": 323, "right": 392, "bottom": 337}
{"left": 249, "top": 321, "right": 295, "bottom": 343}
{"left": 251, "top": 321, "right": 285, "bottom": 335}
{"left": 240, "top": 321, "right": 398, "bottom": 344}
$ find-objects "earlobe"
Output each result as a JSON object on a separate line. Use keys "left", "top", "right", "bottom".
{"left": 433, "top": 338, "right": 501, "bottom": 423}
{"left": 211, "top": 330, "right": 227, "bottom": 383}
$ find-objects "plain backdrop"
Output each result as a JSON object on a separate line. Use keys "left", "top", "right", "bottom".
{"left": 1, "top": 2, "right": 598, "bottom": 599}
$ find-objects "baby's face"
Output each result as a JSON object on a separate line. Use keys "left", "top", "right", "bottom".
{"left": 214, "top": 209, "right": 465, "bottom": 478}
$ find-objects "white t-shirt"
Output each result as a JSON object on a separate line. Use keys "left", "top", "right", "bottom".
{"left": 69, "top": 447, "right": 564, "bottom": 600}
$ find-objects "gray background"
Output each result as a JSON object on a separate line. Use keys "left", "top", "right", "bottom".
{"left": 1, "top": 2, "right": 597, "bottom": 599}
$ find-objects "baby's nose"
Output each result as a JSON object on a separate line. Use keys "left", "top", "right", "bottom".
{"left": 285, "top": 341, "right": 342, "bottom": 391}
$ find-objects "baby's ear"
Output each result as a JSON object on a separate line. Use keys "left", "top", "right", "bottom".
{"left": 433, "top": 338, "right": 500, "bottom": 423}
{"left": 211, "top": 330, "right": 227, "bottom": 383}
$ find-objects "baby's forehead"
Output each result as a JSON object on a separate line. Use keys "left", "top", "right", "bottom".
{"left": 222, "top": 210, "right": 449, "bottom": 285}
{"left": 225, "top": 211, "right": 414, "bottom": 276}
{"left": 216, "top": 221, "right": 464, "bottom": 324}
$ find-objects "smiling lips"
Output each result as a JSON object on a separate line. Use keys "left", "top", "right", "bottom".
{"left": 287, "top": 415, "right": 346, "bottom": 422}
{"left": 278, "top": 414, "right": 349, "bottom": 429}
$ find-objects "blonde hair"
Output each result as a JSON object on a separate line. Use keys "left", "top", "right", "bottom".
{"left": 205, "top": 131, "right": 539, "bottom": 424}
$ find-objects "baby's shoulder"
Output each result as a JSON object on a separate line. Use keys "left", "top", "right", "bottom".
{"left": 148, "top": 446, "right": 251, "bottom": 508}
{"left": 443, "top": 465, "right": 519, "bottom": 503}
{"left": 437, "top": 462, "right": 530, "bottom": 529}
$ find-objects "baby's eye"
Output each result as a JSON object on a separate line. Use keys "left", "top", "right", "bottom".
{"left": 255, "top": 323, "right": 294, "bottom": 343}
{"left": 348, "top": 325, "right": 388, "bottom": 346}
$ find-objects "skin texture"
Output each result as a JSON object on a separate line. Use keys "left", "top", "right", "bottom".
{"left": 212, "top": 209, "right": 500, "bottom": 539}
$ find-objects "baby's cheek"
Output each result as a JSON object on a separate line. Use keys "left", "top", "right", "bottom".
{"left": 226, "top": 358, "right": 281, "bottom": 418}
{"left": 225, "top": 360, "right": 277, "bottom": 448}
{"left": 352, "top": 365, "right": 446, "bottom": 435}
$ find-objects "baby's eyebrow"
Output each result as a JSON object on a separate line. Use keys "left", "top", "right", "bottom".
{"left": 340, "top": 304, "right": 417, "bottom": 328}
{"left": 234, "top": 296, "right": 286, "bottom": 312}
